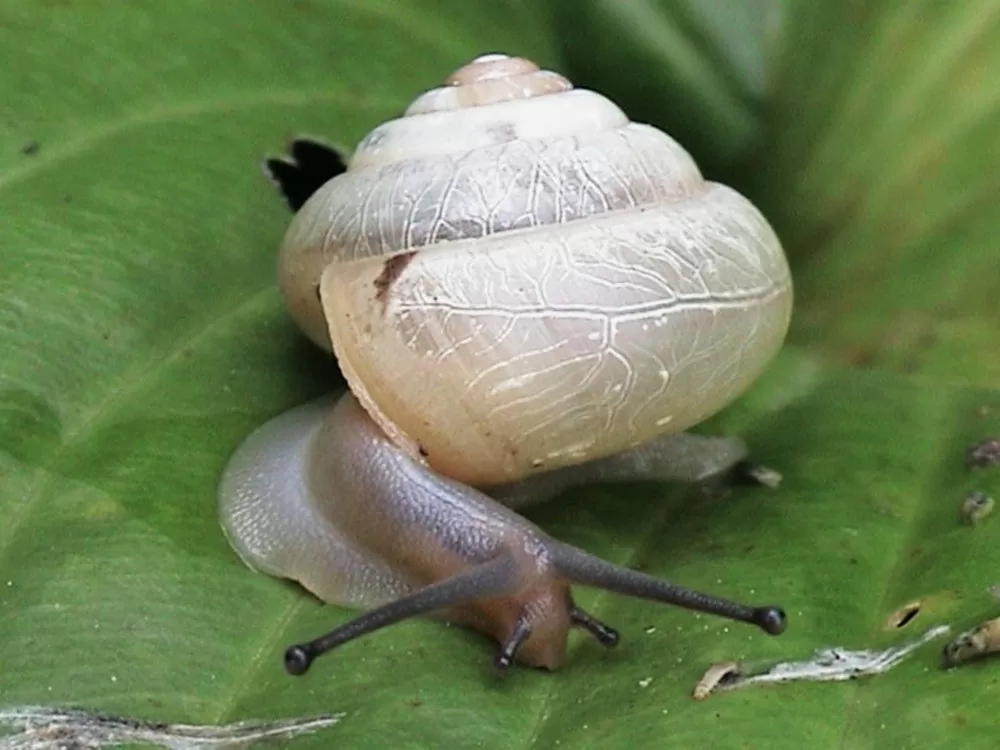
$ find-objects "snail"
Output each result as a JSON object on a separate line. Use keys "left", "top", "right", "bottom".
{"left": 219, "top": 53, "right": 794, "bottom": 674}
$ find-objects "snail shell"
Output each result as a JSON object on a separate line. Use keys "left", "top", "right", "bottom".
{"left": 220, "top": 54, "right": 793, "bottom": 672}
{"left": 277, "top": 54, "right": 792, "bottom": 487}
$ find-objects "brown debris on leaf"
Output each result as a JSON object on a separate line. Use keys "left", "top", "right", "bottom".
{"left": 942, "top": 616, "right": 1000, "bottom": 668}
{"left": 693, "top": 661, "right": 742, "bottom": 700}
{"left": 965, "top": 438, "right": 1000, "bottom": 469}
{"left": 959, "top": 492, "right": 994, "bottom": 525}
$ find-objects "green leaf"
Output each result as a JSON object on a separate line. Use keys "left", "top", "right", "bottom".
{"left": 758, "top": 2, "right": 1000, "bottom": 387}
{"left": 544, "top": 0, "right": 785, "bottom": 174}
{"left": 2, "top": 1, "right": 999, "bottom": 749}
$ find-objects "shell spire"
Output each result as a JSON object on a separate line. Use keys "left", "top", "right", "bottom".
{"left": 405, "top": 53, "right": 573, "bottom": 115}
{"left": 346, "top": 53, "right": 625, "bottom": 172}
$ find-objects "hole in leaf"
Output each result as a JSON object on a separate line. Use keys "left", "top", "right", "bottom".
{"left": 885, "top": 601, "right": 921, "bottom": 629}
{"left": 264, "top": 137, "right": 348, "bottom": 212}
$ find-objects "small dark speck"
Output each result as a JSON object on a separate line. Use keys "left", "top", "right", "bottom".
{"left": 313, "top": 284, "right": 322, "bottom": 302}
{"left": 21, "top": 140, "right": 40, "bottom": 156}
{"left": 487, "top": 123, "right": 517, "bottom": 143}
{"left": 418, "top": 444, "right": 429, "bottom": 458}
{"left": 63, "top": 195, "right": 73, "bottom": 204}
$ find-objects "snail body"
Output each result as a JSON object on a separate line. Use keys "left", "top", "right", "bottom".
{"left": 220, "top": 54, "right": 793, "bottom": 673}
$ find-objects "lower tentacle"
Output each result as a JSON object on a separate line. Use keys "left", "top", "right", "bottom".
{"left": 285, "top": 551, "right": 520, "bottom": 675}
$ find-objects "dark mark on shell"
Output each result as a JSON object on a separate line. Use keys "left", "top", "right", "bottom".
{"left": 374, "top": 250, "right": 417, "bottom": 308}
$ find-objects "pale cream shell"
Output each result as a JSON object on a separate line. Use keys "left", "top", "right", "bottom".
{"left": 277, "top": 54, "right": 793, "bottom": 485}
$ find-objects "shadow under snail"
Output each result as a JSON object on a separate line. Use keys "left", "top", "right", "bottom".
{"left": 218, "top": 53, "right": 794, "bottom": 675}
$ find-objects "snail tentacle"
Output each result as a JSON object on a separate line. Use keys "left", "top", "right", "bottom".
{"left": 568, "top": 605, "right": 619, "bottom": 647}
{"left": 284, "top": 550, "right": 520, "bottom": 675}
{"left": 548, "top": 541, "right": 787, "bottom": 636}
{"left": 494, "top": 616, "right": 533, "bottom": 670}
